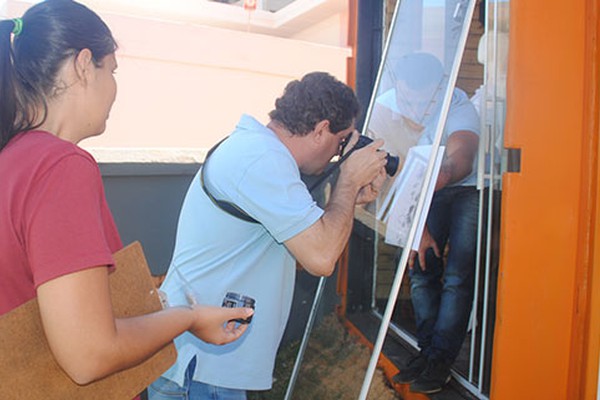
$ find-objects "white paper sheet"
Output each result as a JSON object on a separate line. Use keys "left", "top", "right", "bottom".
{"left": 384, "top": 145, "right": 445, "bottom": 250}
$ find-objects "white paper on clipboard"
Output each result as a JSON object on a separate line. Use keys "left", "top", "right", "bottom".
{"left": 384, "top": 145, "right": 445, "bottom": 250}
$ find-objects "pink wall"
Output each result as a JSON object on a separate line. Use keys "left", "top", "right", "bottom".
{"left": 6, "top": 1, "right": 351, "bottom": 161}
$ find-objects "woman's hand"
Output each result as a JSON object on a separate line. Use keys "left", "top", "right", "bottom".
{"left": 188, "top": 305, "right": 254, "bottom": 345}
{"left": 37, "top": 266, "right": 254, "bottom": 385}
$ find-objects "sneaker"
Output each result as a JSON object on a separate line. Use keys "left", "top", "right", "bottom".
{"left": 409, "top": 359, "right": 451, "bottom": 394}
{"left": 392, "top": 353, "right": 428, "bottom": 384}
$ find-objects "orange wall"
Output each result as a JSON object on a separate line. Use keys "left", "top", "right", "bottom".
{"left": 492, "top": 0, "right": 597, "bottom": 399}
{"left": 580, "top": 0, "right": 600, "bottom": 398}
{"left": 585, "top": 124, "right": 600, "bottom": 399}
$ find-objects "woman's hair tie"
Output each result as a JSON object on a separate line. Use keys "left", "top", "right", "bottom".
{"left": 12, "top": 18, "right": 23, "bottom": 36}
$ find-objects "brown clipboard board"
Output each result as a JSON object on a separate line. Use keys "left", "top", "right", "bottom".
{"left": 0, "top": 241, "right": 177, "bottom": 399}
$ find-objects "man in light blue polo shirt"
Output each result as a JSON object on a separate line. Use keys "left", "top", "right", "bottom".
{"left": 149, "top": 72, "right": 388, "bottom": 400}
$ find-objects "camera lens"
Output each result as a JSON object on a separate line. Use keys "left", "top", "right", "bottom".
{"left": 241, "top": 295, "right": 256, "bottom": 308}
{"left": 384, "top": 153, "right": 399, "bottom": 176}
{"left": 222, "top": 292, "right": 255, "bottom": 324}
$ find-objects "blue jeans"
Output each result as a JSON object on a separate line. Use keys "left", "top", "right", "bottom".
{"left": 409, "top": 186, "right": 479, "bottom": 364}
{"left": 148, "top": 357, "right": 247, "bottom": 400}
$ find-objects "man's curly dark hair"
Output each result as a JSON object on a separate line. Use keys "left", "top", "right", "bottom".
{"left": 269, "top": 72, "right": 359, "bottom": 136}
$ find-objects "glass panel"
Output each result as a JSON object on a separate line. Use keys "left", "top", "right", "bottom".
{"left": 464, "top": 0, "right": 509, "bottom": 394}
{"left": 362, "top": 0, "right": 476, "bottom": 341}
{"left": 353, "top": 0, "right": 509, "bottom": 398}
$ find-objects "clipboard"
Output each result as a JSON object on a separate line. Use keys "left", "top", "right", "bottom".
{"left": 0, "top": 241, "right": 177, "bottom": 399}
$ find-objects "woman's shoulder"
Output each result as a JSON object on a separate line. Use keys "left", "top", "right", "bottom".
{"left": 3, "top": 131, "right": 99, "bottom": 180}
{"left": 11, "top": 130, "right": 95, "bottom": 162}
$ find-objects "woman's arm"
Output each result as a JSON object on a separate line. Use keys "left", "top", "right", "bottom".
{"left": 37, "top": 266, "right": 252, "bottom": 385}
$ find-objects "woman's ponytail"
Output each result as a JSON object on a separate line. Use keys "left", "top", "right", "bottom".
{"left": 0, "top": 19, "right": 20, "bottom": 151}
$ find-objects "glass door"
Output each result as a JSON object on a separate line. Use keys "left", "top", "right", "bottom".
{"left": 355, "top": 0, "right": 509, "bottom": 397}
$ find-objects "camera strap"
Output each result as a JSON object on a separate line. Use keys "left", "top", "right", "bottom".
{"left": 200, "top": 137, "right": 259, "bottom": 224}
{"left": 200, "top": 132, "right": 360, "bottom": 223}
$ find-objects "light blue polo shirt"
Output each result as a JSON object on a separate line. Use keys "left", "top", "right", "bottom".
{"left": 377, "top": 87, "right": 481, "bottom": 186}
{"left": 160, "top": 114, "right": 324, "bottom": 390}
{"left": 416, "top": 88, "right": 481, "bottom": 187}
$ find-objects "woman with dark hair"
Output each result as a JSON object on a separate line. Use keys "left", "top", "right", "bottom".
{"left": 0, "top": 0, "right": 252, "bottom": 391}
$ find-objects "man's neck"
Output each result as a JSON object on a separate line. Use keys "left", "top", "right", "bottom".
{"left": 267, "top": 120, "right": 310, "bottom": 169}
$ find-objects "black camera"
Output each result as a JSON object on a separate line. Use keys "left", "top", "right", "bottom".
{"left": 222, "top": 292, "right": 255, "bottom": 324}
{"left": 341, "top": 135, "right": 399, "bottom": 176}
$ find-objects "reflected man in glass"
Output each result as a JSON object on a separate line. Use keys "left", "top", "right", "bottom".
{"left": 372, "top": 52, "right": 480, "bottom": 394}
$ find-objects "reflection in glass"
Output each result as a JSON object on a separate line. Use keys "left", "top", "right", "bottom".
{"left": 354, "top": 0, "right": 508, "bottom": 397}
{"left": 358, "top": 0, "right": 485, "bottom": 392}
{"left": 363, "top": 0, "right": 474, "bottom": 321}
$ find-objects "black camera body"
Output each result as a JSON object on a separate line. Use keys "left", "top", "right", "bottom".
{"left": 343, "top": 135, "right": 399, "bottom": 176}
{"left": 222, "top": 292, "right": 255, "bottom": 324}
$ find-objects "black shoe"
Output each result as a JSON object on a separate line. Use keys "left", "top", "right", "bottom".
{"left": 409, "top": 359, "right": 451, "bottom": 394}
{"left": 392, "top": 353, "right": 428, "bottom": 384}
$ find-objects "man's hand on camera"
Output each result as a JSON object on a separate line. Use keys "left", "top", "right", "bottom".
{"left": 339, "top": 137, "right": 387, "bottom": 192}
{"left": 356, "top": 168, "right": 386, "bottom": 205}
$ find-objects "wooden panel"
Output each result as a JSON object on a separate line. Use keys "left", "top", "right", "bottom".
{"left": 0, "top": 242, "right": 176, "bottom": 399}
{"left": 457, "top": 0, "right": 484, "bottom": 96}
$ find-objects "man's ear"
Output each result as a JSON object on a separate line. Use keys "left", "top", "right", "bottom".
{"left": 312, "top": 120, "right": 330, "bottom": 143}
{"left": 74, "top": 48, "right": 94, "bottom": 84}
